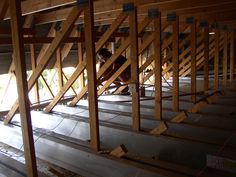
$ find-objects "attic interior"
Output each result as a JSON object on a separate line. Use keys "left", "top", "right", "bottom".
{"left": 0, "top": 0, "right": 236, "bottom": 176}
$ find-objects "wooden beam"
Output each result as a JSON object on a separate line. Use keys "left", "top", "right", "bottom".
{"left": 203, "top": 24, "right": 209, "bottom": 93}
{"left": 69, "top": 15, "right": 151, "bottom": 106}
{"left": 84, "top": 0, "right": 100, "bottom": 151}
{"left": 214, "top": 29, "right": 220, "bottom": 90}
{"left": 0, "top": 0, "right": 8, "bottom": 21}
{"left": 230, "top": 32, "right": 235, "bottom": 82}
{"left": 153, "top": 10, "right": 162, "bottom": 120}
{"left": 5, "top": 6, "right": 83, "bottom": 124}
{"left": 57, "top": 47, "right": 63, "bottom": 89}
{"left": 0, "top": 28, "right": 34, "bottom": 35}
{"left": 78, "top": 32, "right": 84, "bottom": 90}
{"left": 34, "top": 0, "right": 236, "bottom": 25}
{"left": 1, "top": 15, "right": 35, "bottom": 106}
{"left": 190, "top": 20, "right": 197, "bottom": 102}
{"left": 182, "top": 36, "right": 224, "bottom": 77}
{"left": 62, "top": 72, "right": 77, "bottom": 95}
{"left": 95, "top": 12, "right": 128, "bottom": 51}
{"left": 129, "top": 4, "right": 140, "bottom": 131}
{"left": 172, "top": 15, "right": 179, "bottom": 112}
{"left": 9, "top": 0, "right": 38, "bottom": 176}
{"left": 30, "top": 41, "right": 40, "bottom": 104}
{"left": 45, "top": 11, "right": 129, "bottom": 112}
{"left": 97, "top": 60, "right": 130, "bottom": 95}
{"left": 143, "top": 27, "right": 203, "bottom": 85}
{"left": 223, "top": 31, "right": 228, "bottom": 87}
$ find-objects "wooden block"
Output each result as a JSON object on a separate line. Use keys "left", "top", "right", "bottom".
{"left": 110, "top": 144, "right": 128, "bottom": 158}
{"left": 188, "top": 101, "right": 207, "bottom": 113}
{"left": 171, "top": 111, "right": 188, "bottom": 123}
{"left": 149, "top": 121, "right": 168, "bottom": 135}
{"left": 206, "top": 94, "right": 219, "bottom": 104}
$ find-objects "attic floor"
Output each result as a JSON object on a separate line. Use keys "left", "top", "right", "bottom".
{"left": 0, "top": 77, "right": 236, "bottom": 177}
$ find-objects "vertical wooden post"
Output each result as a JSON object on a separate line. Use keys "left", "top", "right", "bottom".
{"left": 203, "top": 23, "right": 209, "bottom": 93}
{"left": 171, "top": 13, "right": 179, "bottom": 112}
{"left": 128, "top": 3, "right": 140, "bottom": 131}
{"left": 190, "top": 18, "right": 197, "bottom": 102}
{"left": 152, "top": 9, "right": 162, "bottom": 120}
{"left": 139, "top": 38, "right": 143, "bottom": 84}
{"left": 83, "top": 0, "right": 100, "bottom": 151}
{"left": 9, "top": 0, "right": 38, "bottom": 176}
{"left": 56, "top": 46, "right": 63, "bottom": 89}
{"left": 230, "top": 32, "right": 235, "bottom": 83}
{"left": 223, "top": 31, "right": 228, "bottom": 87}
{"left": 214, "top": 28, "right": 220, "bottom": 90}
{"left": 30, "top": 43, "right": 40, "bottom": 104}
{"left": 78, "top": 32, "right": 84, "bottom": 90}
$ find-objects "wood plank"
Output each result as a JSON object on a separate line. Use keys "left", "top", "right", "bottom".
{"left": 143, "top": 28, "right": 205, "bottom": 85}
{"left": 223, "top": 31, "right": 228, "bottom": 87}
{"left": 214, "top": 29, "right": 220, "bottom": 90}
{"left": 57, "top": 47, "right": 63, "bottom": 89}
{"left": 172, "top": 15, "right": 179, "bottom": 112}
{"left": 190, "top": 20, "right": 197, "bottom": 102}
{"left": 45, "top": 10, "right": 131, "bottom": 112}
{"left": 30, "top": 41, "right": 40, "bottom": 104}
{"left": 95, "top": 12, "right": 128, "bottom": 51}
{"left": 203, "top": 25, "right": 209, "bottom": 93}
{"left": 78, "top": 32, "right": 84, "bottom": 90}
{"left": 69, "top": 17, "right": 151, "bottom": 106}
{"left": 5, "top": 6, "right": 83, "bottom": 124}
{"left": 84, "top": 0, "right": 100, "bottom": 151}
{"left": 97, "top": 60, "right": 130, "bottom": 95}
{"left": 115, "top": 22, "right": 173, "bottom": 95}
{"left": 129, "top": 4, "right": 140, "bottom": 131}
{"left": 182, "top": 35, "right": 224, "bottom": 77}
{"left": 33, "top": 0, "right": 236, "bottom": 25}
{"left": 62, "top": 72, "right": 77, "bottom": 95}
{"left": 1, "top": 15, "right": 35, "bottom": 106}
{"left": 0, "top": 0, "right": 8, "bottom": 21}
{"left": 9, "top": 0, "right": 38, "bottom": 176}
{"left": 153, "top": 10, "right": 162, "bottom": 120}
{"left": 44, "top": 63, "right": 86, "bottom": 113}
{"left": 230, "top": 32, "right": 235, "bottom": 82}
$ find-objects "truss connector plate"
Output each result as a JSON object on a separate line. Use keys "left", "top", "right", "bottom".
{"left": 167, "top": 12, "right": 177, "bottom": 22}
{"left": 122, "top": 3, "right": 135, "bottom": 12}
{"left": 200, "top": 21, "right": 209, "bottom": 28}
{"left": 186, "top": 17, "right": 195, "bottom": 24}
{"left": 148, "top": 9, "right": 159, "bottom": 18}
{"left": 77, "top": 0, "right": 89, "bottom": 7}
